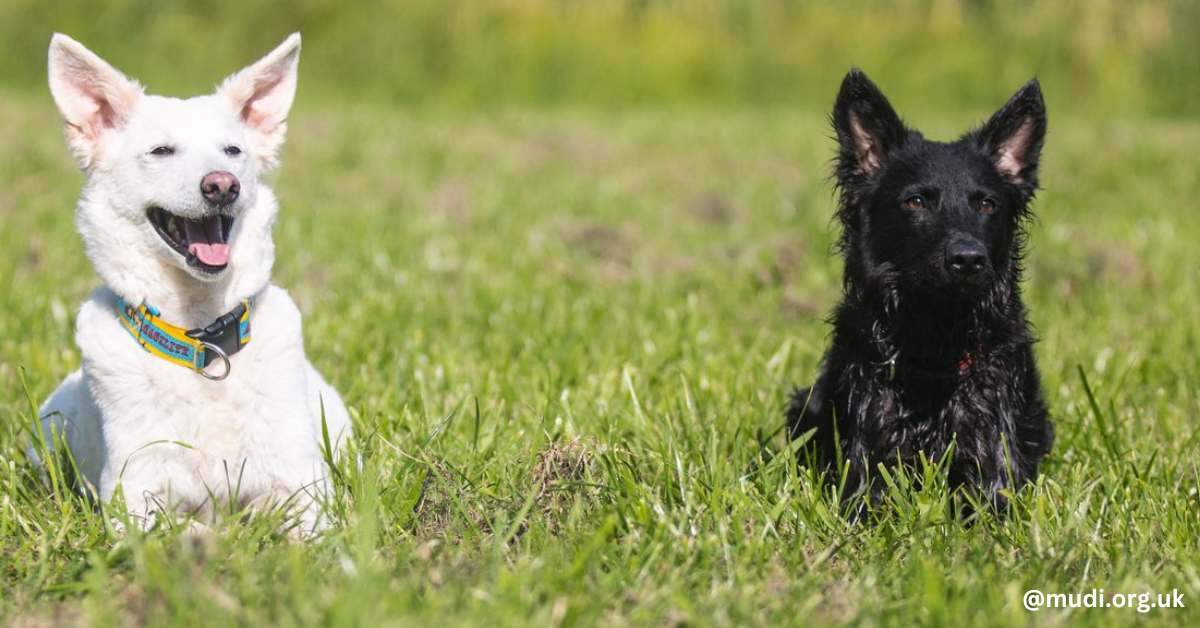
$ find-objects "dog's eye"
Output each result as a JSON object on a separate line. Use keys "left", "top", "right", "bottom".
{"left": 979, "top": 198, "right": 997, "bottom": 214}
{"left": 903, "top": 195, "right": 927, "bottom": 210}
{"left": 224, "top": 145, "right": 243, "bottom": 157}
{"left": 149, "top": 146, "right": 176, "bottom": 157}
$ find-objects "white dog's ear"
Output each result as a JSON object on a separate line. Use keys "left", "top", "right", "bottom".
{"left": 48, "top": 33, "right": 143, "bottom": 170}
{"left": 218, "top": 33, "right": 301, "bottom": 170}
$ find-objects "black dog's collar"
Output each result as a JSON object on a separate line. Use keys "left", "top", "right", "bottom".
{"left": 886, "top": 349, "right": 978, "bottom": 382}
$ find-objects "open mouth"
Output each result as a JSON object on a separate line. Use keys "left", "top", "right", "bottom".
{"left": 147, "top": 207, "right": 234, "bottom": 274}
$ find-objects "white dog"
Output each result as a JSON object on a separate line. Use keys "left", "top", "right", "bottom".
{"left": 35, "top": 33, "right": 351, "bottom": 534}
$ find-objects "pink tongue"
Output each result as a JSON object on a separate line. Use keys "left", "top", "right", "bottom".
{"left": 190, "top": 243, "right": 230, "bottom": 266}
{"left": 183, "top": 218, "right": 230, "bottom": 266}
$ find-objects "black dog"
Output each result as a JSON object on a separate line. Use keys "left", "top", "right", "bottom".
{"left": 787, "top": 70, "right": 1054, "bottom": 513}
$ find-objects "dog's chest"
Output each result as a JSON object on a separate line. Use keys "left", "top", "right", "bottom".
{"left": 854, "top": 368, "right": 1018, "bottom": 457}
{"left": 77, "top": 287, "right": 316, "bottom": 473}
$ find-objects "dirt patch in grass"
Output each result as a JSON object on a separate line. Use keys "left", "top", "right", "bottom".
{"left": 529, "top": 438, "right": 606, "bottom": 532}
{"left": 688, "top": 193, "right": 736, "bottom": 224}
{"left": 570, "top": 224, "right": 633, "bottom": 265}
{"left": 411, "top": 439, "right": 609, "bottom": 540}
{"left": 8, "top": 601, "right": 85, "bottom": 628}
{"left": 410, "top": 459, "right": 493, "bottom": 538}
{"left": 565, "top": 222, "right": 636, "bottom": 283}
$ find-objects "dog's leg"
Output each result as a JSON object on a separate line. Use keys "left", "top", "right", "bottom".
{"left": 786, "top": 366, "right": 839, "bottom": 473}
{"left": 292, "top": 491, "right": 329, "bottom": 538}
{"left": 121, "top": 481, "right": 193, "bottom": 532}
{"left": 1014, "top": 355, "right": 1055, "bottom": 481}
{"left": 33, "top": 370, "right": 105, "bottom": 496}
{"left": 243, "top": 481, "right": 329, "bottom": 538}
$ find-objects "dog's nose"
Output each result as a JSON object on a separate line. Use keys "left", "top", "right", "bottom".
{"left": 946, "top": 241, "right": 988, "bottom": 278}
{"left": 200, "top": 171, "right": 240, "bottom": 207}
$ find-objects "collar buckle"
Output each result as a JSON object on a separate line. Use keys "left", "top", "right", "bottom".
{"left": 185, "top": 300, "right": 249, "bottom": 374}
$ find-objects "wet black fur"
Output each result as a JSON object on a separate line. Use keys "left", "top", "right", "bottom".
{"left": 787, "top": 70, "right": 1054, "bottom": 513}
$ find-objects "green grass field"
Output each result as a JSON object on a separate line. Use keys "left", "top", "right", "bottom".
{"left": 2, "top": 2, "right": 1199, "bottom": 626}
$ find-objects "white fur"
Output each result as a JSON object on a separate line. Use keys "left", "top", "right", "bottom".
{"left": 36, "top": 33, "right": 351, "bottom": 534}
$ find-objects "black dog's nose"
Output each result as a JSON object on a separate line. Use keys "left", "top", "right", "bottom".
{"left": 946, "top": 241, "right": 988, "bottom": 278}
{"left": 201, "top": 171, "right": 240, "bottom": 206}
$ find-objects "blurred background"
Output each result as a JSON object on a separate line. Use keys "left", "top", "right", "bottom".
{"left": 1, "top": 0, "right": 1196, "bottom": 116}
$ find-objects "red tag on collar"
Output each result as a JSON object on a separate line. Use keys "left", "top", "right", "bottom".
{"left": 957, "top": 352, "right": 974, "bottom": 374}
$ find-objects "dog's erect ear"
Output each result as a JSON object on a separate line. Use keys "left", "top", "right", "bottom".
{"left": 833, "top": 69, "right": 907, "bottom": 177}
{"left": 217, "top": 33, "right": 301, "bottom": 170}
{"left": 976, "top": 79, "right": 1046, "bottom": 191}
{"left": 48, "top": 34, "right": 144, "bottom": 170}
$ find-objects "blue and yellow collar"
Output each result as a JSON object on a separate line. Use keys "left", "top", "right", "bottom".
{"left": 116, "top": 298, "right": 252, "bottom": 380}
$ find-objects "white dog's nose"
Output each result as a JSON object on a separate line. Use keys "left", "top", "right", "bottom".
{"left": 201, "top": 171, "right": 240, "bottom": 207}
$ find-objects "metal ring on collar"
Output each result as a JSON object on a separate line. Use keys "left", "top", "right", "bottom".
{"left": 199, "top": 341, "right": 232, "bottom": 381}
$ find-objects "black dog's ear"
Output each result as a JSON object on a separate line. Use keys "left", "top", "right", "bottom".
{"left": 976, "top": 79, "right": 1046, "bottom": 190}
{"left": 833, "top": 69, "right": 907, "bottom": 177}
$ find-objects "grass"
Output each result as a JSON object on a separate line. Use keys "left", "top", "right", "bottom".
{"left": 1, "top": 83, "right": 1199, "bottom": 625}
